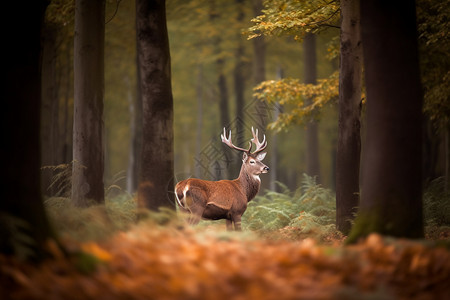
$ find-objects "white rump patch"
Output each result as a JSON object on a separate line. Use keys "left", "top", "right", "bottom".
{"left": 183, "top": 185, "right": 189, "bottom": 204}
{"left": 175, "top": 184, "right": 190, "bottom": 208}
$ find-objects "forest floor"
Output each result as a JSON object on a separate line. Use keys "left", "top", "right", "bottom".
{"left": 1, "top": 218, "right": 450, "bottom": 300}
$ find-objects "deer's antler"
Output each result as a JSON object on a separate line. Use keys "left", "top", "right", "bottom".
{"left": 221, "top": 128, "right": 252, "bottom": 153}
{"left": 250, "top": 127, "right": 267, "bottom": 154}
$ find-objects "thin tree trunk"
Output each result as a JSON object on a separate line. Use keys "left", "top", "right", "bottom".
{"left": 218, "top": 59, "right": 231, "bottom": 131}
{"left": 209, "top": 1, "right": 231, "bottom": 180}
{"left": 348, "top": 0, "right": 423, "bottom": 242}
{"left": 129, "top": 49, "right": 143, "bottom": 194}
{"left": 445, "top": 127, "right": 449, "bottom": 192}
{"left": 72, "top": 0, "right": 106, "bottom": 207}
{"left": 126, "top": 76, "right": 135, "bottom": 193}
{"left": 136, "top": 0, "right": 174, "bottom": 210}
{"left": 232, "top": 0, "right": 246, "bottom": 178}
{"left": 270, "top": 65, "right": 283, "bottom": 191}
{"left": 63, "top": 44, "right": 73, "bottom": 165}
{"left": 217, "top": 58, "right": 231, "bottom": 180}
{"left": 252, "top": 0, "right": 268, "bottom": 131}
{"left": 304, "top": 33, "right": 321, "bottom": 180}
{"left": 41, "top": 23, "right": 58, "bottom": 196}
{"left": 252, "top": 0, "right": 271, "bottom": 191}
{"left": 336, "top": 0, "right": 362, "bottom": 235}
{"left": 195, "top": 64, "right": 204, "bottom": 178}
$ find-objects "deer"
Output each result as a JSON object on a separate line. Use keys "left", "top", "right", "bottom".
{"left": 175, "top": 127, "right": 269, "bottom": 231}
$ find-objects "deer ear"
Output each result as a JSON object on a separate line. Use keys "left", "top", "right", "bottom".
{"left": 256, "top": 152, "right": 267, "bottom": 161}
{"left": 242, "top": 152, "right": 249, "bottom": 162}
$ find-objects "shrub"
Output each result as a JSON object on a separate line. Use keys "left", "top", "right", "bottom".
{"left": 242, "top": 174, "right": 337, "bottom": 241}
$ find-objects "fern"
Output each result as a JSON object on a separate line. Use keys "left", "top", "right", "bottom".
{"left": 41, "top": 163, "right": 72, "bottom": 198}
{"left": 423, "top": 177, "right": 450, "bottom": 226}
{"left": 242, "top": 174, "right": 337, "bottom": 239}
{"left": 0, "top": 213, "right": 37, "bottom": 260}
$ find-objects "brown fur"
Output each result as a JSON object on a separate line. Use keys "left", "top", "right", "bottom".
{"left": 175, "top": 152, "right": 268, "bottom": 231}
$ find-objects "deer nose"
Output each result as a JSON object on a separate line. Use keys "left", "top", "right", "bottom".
{"left": 264, "top": 166, "right": 269, "bottom": 171}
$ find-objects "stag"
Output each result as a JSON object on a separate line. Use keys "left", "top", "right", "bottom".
{"left": 175, "top": 127, "right": 269, "bottom": 230}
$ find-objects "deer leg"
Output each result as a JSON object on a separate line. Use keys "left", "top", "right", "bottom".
{"left": 226, "top": 219, "right": 233, "bottom": 231}
{"left": 232, "top": 215, "right": 242, "bottom": 231}
{"left": 187, "top": 203, "right": 204, "bottom": 225}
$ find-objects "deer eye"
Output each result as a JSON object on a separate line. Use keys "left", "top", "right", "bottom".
{"left": 250, "top": 160, "right": 256, "bottom": 164}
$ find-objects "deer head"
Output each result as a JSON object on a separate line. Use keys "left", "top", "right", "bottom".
{"left": 221, "top": 127, "right": 269, "bottom": 180}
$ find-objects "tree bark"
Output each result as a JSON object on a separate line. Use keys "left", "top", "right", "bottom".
{"left": 270, "top": 66, "right": 284, "bottom": 191}
{"left": 218, "top": 59, "right": 231, "bottom": 131}
{"left": 336, "top": 0, "right": 362, "bottom": 235}
{"left": 41, "top": 22, "right": 59, "bottom": 197}
{"left": 127, "top": 49, "right": 143, "bottom": 194}
{"left": 252, "top": 0, "right": 268, "bottom": 131}
{"left": 231, "top": 0, "right": 246, "bottom": 178}
{"left": 303, "top": 33, "right": 321, "bottom": 180}
{"left": 136, "top": 0, "right": 174, "bottom": 211}
{"left": 218, "top": 61, "right": 231, "bottom": 180}
{"left": 348, "top": 0, "right": 423, "bottom": 242}
{"left": 1, "top": 0, "right": 55, "bottom": 259}
{"left": 195, "top": 64, "right": 204, "bottom": 178}
{"left": 72, "top": 0, "right": 106, "bottom": 207}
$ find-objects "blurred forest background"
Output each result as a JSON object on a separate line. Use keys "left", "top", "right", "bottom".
{"left": 42, "top": 0, "right": 348, "bottom": 196}
{"left": 41, "top": 0, "right": 449, "bottom": 199}
{"left": 2, "top": 1, "right": 450, "bottom": 298}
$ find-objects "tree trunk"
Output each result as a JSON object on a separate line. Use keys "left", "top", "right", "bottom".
{"left": 252, "top": 0, "right": 271, "bottom": 191}
{"left": 270, "top": 65, "right": 284, "bottom": 191}
{"left": 252, "top": 0, "right": 268, "bottom": 131}
{"left": 126, "top": 72, "right": 142, "bottom": 194}
{"left": 41, "top": 22, "right": 58, "bottom": 197}
{"left": 1, "top": 0, "right": 55, "bottom": 259}
{"left": 136, "top": 0, "right": 174, "bottom": 211}
{"left": 348, "top": 0, "right": 423, "bottom": 242}
{"left": 62, "top": 44, "right": 73, "bottom": 166}
{"left": 195, "top": 64, "right": 204, "bottom": 178}
{"left": 127, "top": 50, "right": 143, "bottom": 194}
{"left": 218, "top": 61, "right": 231, "bottom": 180}
{"left": 303, "top": 33, "right": 321, "bottom": 180}
{"left": 72, "top": 0, "right": 106, "bottom": 207}
{"left": 335, "top": 0, "right": 362, "bottom": 235}
{"left": 218, "top": 59, "right": 231, "bottom": 131}
{"left": 232, "top": 0, "right": 246, "bottom": 178}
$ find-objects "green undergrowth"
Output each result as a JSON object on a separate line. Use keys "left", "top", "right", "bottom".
{"left": 44, "top": 194, "right": 138, "bottom": 242}
{"left": 242, "top": 174, "right": 343, "bottom": 243}
{"left": 42, "top": 174, "right": 450, "bottom": 245}
{"left": 42, "top": 174, "right": 343, "bottom": 245}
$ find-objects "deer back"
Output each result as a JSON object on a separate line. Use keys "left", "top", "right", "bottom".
{"left": 176, "top": 178, "right": 247, "bottom": 211}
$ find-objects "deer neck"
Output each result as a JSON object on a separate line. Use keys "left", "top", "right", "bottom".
{"left": 237, "top": 167, "right": 261, "bottom": 202}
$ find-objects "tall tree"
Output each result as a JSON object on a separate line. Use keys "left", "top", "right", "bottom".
{"left": 249, "top": 0, "right": 340, "bottom": 188}
{"left": 127, "top": 54, "right": 143, "bottom": 194}
{"left": 72, "top": 0, "right": 106, "bottom": 207}
{"left": 231, "top": 0, "right": 246, "bottom": 178}
{"left": 210, "top": 0, "right": 231, "bottom": 180}
{"left": 136, "top": 0, "right": 174, "bottom": 210}
{"left": 335, "top": 0, "right": 362, "bottom": 234}
{"left": 41, "top": 20, "right": 59, "bottom": 196}
{"left": 303, "top": 33, "right": 321, "bottom": 180}
{"left": 348, "top": 0, "right": 423, "bottom": 242}
{"left": 252, "top": 0, "right": 267, "bottom": 130}
{"left": 2, "top": 0, "right": 56, "bottom": 259}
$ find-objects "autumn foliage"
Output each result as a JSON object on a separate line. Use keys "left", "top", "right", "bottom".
{"left": 1, "top": 220, "right": 449, "bottom": 300}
